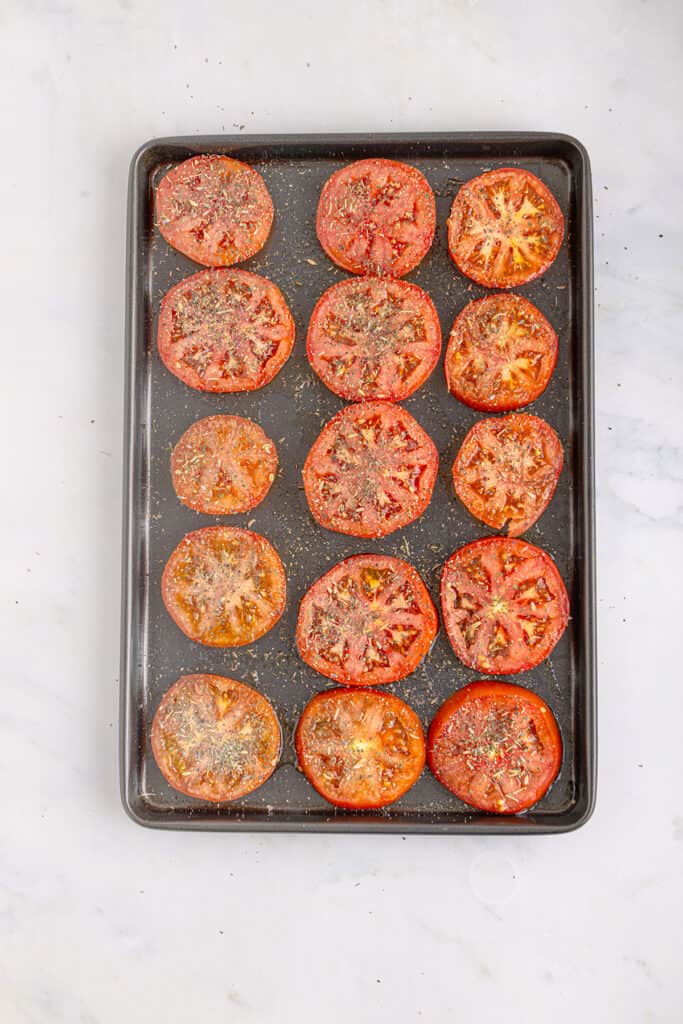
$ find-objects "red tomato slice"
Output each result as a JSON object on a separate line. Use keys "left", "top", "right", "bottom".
{"left": 428, "top": 681, "right": 562, "bottom": 813}
{"left": 302, "top": 401, "right": 438, "bottom": 538}
{"left": 155, "top": 154, "right": 274, "bottom": 267}
{"left": 306, "top": 276, "right": 442, "bottom": 402}
{"left": 151, "top": 674, "right": 281, "bottom": 802}
{"left": 161, "top": 526, "right": 286, "bottom": 647}
{"left": 445, "top": 293, "right": 558, "bottom": 412}
{"left": 447, "top": 167, "right": 564, "bottom": 288}
{"left": 157, "top": 268, "right": 295, "bottom": 393}
{"left": 171, "top": 415, "right": 277, "bottom": 515}
{"left": 316, "top": 159, "right": 436, "bottom": 277}
{"left": 452, "top": 414, "right": 563, "bottom": 536}
{"left": 440, "top": 537, "right": 569, "bottom": 675}
{"left": 296, "top": 554, "right": 438, "bottom": 686}
{"left": 296, "top": 688, "right": 425, "bottom": 809}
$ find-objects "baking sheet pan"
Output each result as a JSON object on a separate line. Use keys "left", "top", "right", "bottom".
{"left": 120, "top": 132, "right": 596, "bottom": 832}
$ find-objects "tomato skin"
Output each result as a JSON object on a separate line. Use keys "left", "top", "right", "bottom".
{"left": 155, "top": 154, "right": 274, "bottom": 267}
{"left": 440, "top": 537, "right": 569, "bottom": 675}
{"left": 157, "top": 268, "right": 295, "bottom": 393}
{"left": 295, "top": 688, "right": 426, "bottom": 809}
{"left": 428, "top": 681, "right": 562, "bottom": 814}
{"left": 303, "top": 401, "right": 438, "bottom": 538}
{"left": 316, "top": 158, "right": 436, "bottom": 277}
{"left": 296, "top": 554, "right": 438, "bottom": 686}
{"left": 306, "top": 276, "right": 442, "bottom": 402}
{"left": 151, "top": 674, "right": 281, "bottom": 803}
{"left": 170, "top": 415, "right": 277, "bottom": 515}
{"left": 161, "top": 526, "right": 286, "bottom": 648}
{"left": 452, "top": 413, "right": 563, "bottom": 536}
{"left": 445, "top": 293, "right": 558, "bottom": 412}
{"left": 447, "top": 167, "right": 564, "bottom": 288}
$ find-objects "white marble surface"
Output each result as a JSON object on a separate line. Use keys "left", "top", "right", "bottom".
{"left": 1, "top": 1, "right": 681, "bottom": 1021}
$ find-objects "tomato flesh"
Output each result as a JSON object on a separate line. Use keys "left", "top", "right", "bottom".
{"left": 445, "top": 293, "right": 558, "bottom": 412}
{"left": 428, "top": 681, "right": 562, "bottom": 813}
{"left": 155, "top": 154, "right": 274, "bottom": 267}
{"left": 151, "top": 674, "right": 281, "bottom": 802}
{"left": 452, "top": 413, "right": 563, "bottom": 536}
{"left": 296, "top": 688, "right": 425, "bottom": 809}
{"left": 303, "top": 401, "right": 438, "bottom": 538}
{"left": 440, "top": 537, "right": 569, "bottom": 675}
{"left": 161, "top": 526, "right": 286, "bottom": 647}
{"left": 316, "top": 158, "right": 436, "bottom": 277}
{"left": 296, "top": 554, "right": 438, "bottom": 686}
{"left": 171, "top": 415, "right": 277, "bottom": 515}
{"left": 157, "top": 268, "right": 295, "bottom": 393}
{"left": 306, "top": 276, "right": 441, "bottom": 402}
{"left": 447, "top": 168, "right": 564, "bottom": 288}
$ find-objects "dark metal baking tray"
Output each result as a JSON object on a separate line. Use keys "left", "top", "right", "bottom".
{"left": 121, "top": 132, "right": 595, "bottom": 833}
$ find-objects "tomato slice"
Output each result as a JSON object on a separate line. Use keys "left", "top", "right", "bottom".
{"left": 302, "top": 401, "right": 438, "bottom": 538}
{"left": 296, "top": 688, "right": 425, "bottom": 809}
{"left": 452, "top": 413, "right": 563, "bottom": 536}
{"left": 428, "top": 681, "right": 562, "bottom": 814}
{"left": 161, "top": 526, "right": 286, "bottom": 647}
{"left": 306, "top": 276, "right": 441, "bottom": 402}
{"left": 445, "top": 293, "right": 558, "bottom": 412}
{"left": 440, "top": 537, "right": 569, "bottom": 675}
{"left": 151, "top": 674, "right": 281, "bottom": 802}
{"left": 171, "top": 415, "right": 277, "bottom": 515}
{"left": 157, "top": 268, "right": 295, "bottom": 393}
{"left": 447, "top": 167, "right": 564, "bottom": 288}
{"left": 296, "top": 554, "right": 438, "bottom": 686}
{"left": 155, "top": 154, "right": 274, "bottom": 267}
{"left": 316, "top": 158, "right": 436, "bottom": 277}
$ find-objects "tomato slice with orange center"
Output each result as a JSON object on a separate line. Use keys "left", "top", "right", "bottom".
{"left": 157, "top": 268, "right": 295, "bottom": 393}
{"left": 428, "top": 681, "right": 562, "bottom": 814}
{"left": 306, "top": 276, "right": 441, "bottom": 402}
{"left": 296, "top": 688, "right": 426, "bottom": 809}
{"left": 297, "top": 554, "right": 438, "bottom": 686}
{"left": 151, "top": 674, "right": 281, "bottom": 802}
{"left": 171, "top": 415, "right": 277, "bottom": 515}
{"left": 316, "top": 158, "right": 436, "bottom": 277}
{"left": 155, "top": 154, "right": 274, "bottom": 267}
{"left": 440, "top": 537, "right": 569, "bottom": 675}
{"left": 447, "top": 168, "right": 564, "bottom": 288}
{"left": 445, "top": 293, "right": 558, "bottom": 412}
{"left": 303, "top": 401, "right": 438, "bottom": 538}
{"left": 452, "top": 413, "right": 563, "bottom": 536}
{"left": 161, "top": 526, "right": 286, "bottom": 647}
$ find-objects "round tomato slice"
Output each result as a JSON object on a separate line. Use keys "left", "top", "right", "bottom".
{"left": 296, "top": 688, "right": 425, "bottom": 809}
{"left": 453, "top": 414, "right": 563, "bottom": 536}
{"left": 447, "top": 167, "right": 564, "bottom": 288}
{"left": 157, "top": 268, "right": 295, "bottom": 393}
{"left": 428, "top": 681, "right": 562, "bottom": 814}
{"left": 302, "top": 401, "right": 438, "bottom": 538}
{"left": 171, "top": 415, "right": 277, "bottom": 515}
{"left": 445, "top": 293, "right": 558, "bottom": 412}
{"left": 440, "top": 537, "right": 569, "bottom": 675}
{"left": 151, "top": 674, "right": 281, "bottom": 802}
{"left": 161, "top": 526, "right": 286, "bottom": 647}
{"left": 316, "top": 158, "right": 436, "bottom": 277}
{"left": 296, "top": 554, "right": 437, "bottom": 686}
{"left": 155, "top": 154, "right": 274, "bottom": 267}
{"left": 306, "top": 276, "right": 442, "bottom": 402}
